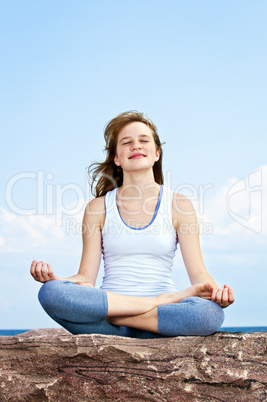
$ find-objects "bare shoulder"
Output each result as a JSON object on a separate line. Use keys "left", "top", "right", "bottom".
{"left": 172, "top": 192, "right": 195, "bottom": 212}
{"left": 172, "top": 192, "right": 196, "bottom": 230}
{"left": 86, "top": 196, "right": 105, "bottom": 212}
{"left": 84, "top": 196, "right": 105, "bottom": 228}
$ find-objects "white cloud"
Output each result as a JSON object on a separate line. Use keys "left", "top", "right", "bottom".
{"left": 194, "top": 165, "right": 267, "bottom": 256}
{"left": 0, "top": 199, "right": 87, "bottom": 255}
{"left": 0, "top": 166, "right": 266, "bottom": 262}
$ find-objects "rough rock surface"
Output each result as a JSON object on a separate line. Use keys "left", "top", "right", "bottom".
{"left": 0, "top": 329, "right": 266, "bottom": 401}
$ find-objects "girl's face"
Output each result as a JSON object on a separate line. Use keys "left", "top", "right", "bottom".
{"left": 114, "top": 122, "right": 160, "bottom": 172}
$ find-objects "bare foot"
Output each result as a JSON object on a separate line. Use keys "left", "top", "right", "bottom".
{"left": 157, "top": 283, "right": 213, "bottom": 306}
{"left": 75, "top": 282, "right": 94, "bottom": 287}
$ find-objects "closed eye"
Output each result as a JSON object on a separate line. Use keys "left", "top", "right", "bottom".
{"left": 122, "top": 140, "right": 149, "bottom": 145}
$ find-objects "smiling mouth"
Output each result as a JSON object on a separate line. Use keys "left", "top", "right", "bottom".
{"left": 129, "top": 154, "right": 146, "bottom": 159}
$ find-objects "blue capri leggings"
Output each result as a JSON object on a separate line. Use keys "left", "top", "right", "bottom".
{"left": 38, "top": 280, "right": 225, "bottom": 339}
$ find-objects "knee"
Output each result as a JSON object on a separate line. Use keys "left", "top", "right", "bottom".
{"left": 38, "top": 280, "right": 68, "bottom": 315}
{"left": 194, "top": 298, "right": 225, "bottom": 335}
{"left": 158, "top": 297, "right": 225, "bottom": 337}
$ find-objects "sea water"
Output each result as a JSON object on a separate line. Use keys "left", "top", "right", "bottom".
{"left": 0, "top": 327, "right": 266, "bottom": 336}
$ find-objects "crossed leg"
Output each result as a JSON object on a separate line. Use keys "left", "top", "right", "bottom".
{"left": 107, "top": 296, "right": 225, "bottom": 336}
{"left": 38, "top": 280, "right": 224, "bottom": 337}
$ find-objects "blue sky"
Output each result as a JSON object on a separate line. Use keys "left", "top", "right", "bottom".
{"left": 0, "top": 0, "right": 266, "bottom": 329}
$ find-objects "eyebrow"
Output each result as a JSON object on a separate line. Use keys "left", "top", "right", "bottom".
{"left": 119, "top": 134, "right": 151, "bottom": 143}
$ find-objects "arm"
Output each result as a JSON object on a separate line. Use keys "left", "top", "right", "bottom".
{"left": 172, "top": 193, "right": 234, "bottom": 308}
{"left": 71, "top": 197, "right": 105, "bottom": 286}
{"left": 30, "top": 197, "right": 105, "bottom": 286}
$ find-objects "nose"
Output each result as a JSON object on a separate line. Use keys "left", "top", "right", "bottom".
{"left": 130, "top": 139, "right": 142, "bottom": 150}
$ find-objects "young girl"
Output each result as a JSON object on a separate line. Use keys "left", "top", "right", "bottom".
{"left": 31, "top": 111, "right": 234, "bottom": 338}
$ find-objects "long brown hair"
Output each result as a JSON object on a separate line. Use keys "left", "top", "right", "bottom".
{"left": 88, "top": 111, "right": 165, "bottom": 197}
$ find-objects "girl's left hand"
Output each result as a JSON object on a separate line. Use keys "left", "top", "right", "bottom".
{"left": 211, "top": 285, "right": 235, "bottom": 308}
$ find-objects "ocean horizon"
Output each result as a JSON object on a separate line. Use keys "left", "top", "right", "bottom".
{"left": 0, "top": 327, "right": 266, "bottom": 336}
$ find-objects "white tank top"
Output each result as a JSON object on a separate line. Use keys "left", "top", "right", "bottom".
{"left": 100, "top": 185, "right": 178, "bottom": 296}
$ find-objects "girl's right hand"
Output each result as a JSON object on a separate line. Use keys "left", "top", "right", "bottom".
{"left": 30, "top": 260, "right": 60, "bottom": 283}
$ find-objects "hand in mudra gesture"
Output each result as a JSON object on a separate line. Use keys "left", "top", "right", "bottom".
{"left": 211, "top": 284, "right": 235, "bottom": 308}
{"left": 30, "top": 260, "right": 60, "bottom": 283}
{"left": 30, "top": 260, "right": 94, "bottom": 287}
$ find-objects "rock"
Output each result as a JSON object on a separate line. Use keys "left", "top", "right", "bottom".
{"left": 0, "top": 329, "right": 266, "bottom": 401}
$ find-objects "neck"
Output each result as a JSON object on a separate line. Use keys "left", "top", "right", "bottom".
{"left": 119, "top": 170, "right": 161, "bottom": 198}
